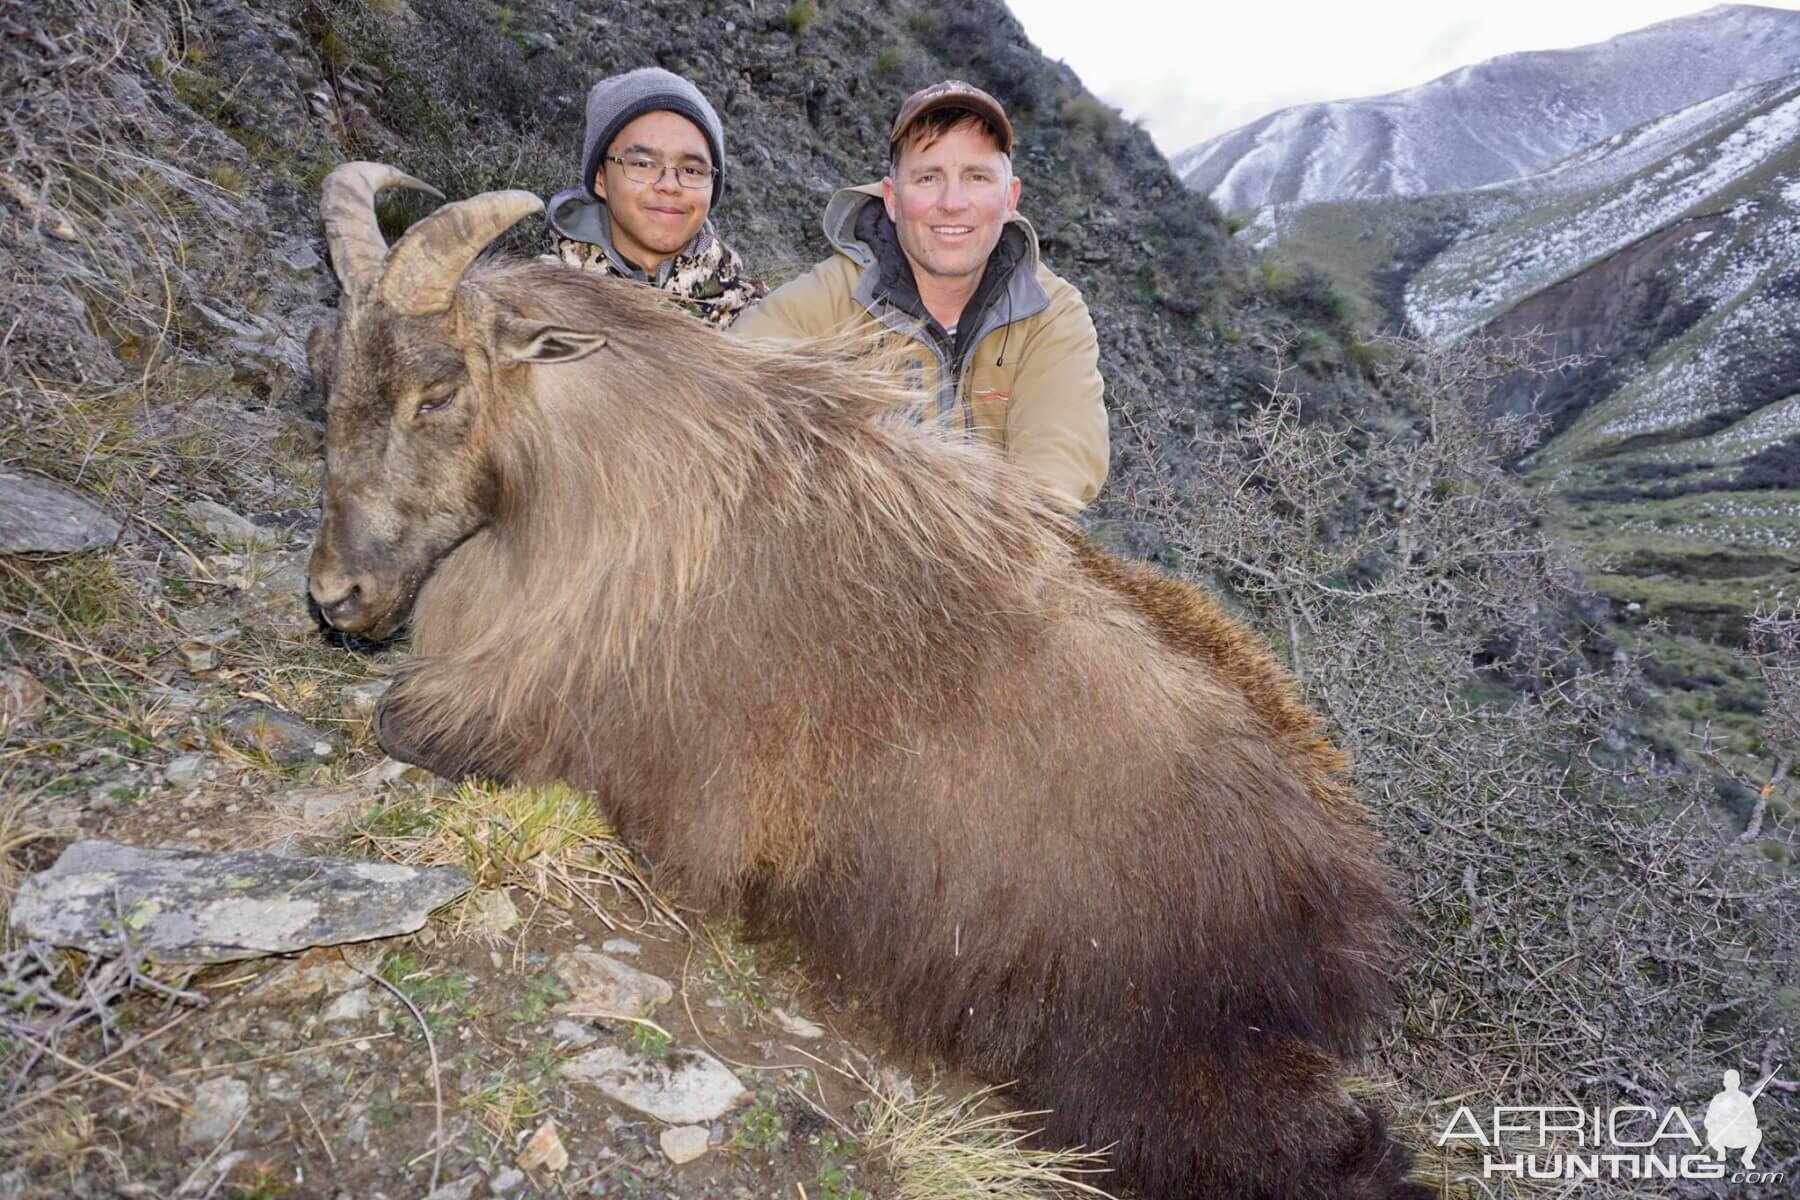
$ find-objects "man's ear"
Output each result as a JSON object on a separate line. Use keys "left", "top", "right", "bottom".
{"left": 496, "top": 317, "right": 610, "bottom": 365}
{"left": 1006, "top": 175, "right": 1022, "bottom": 219}
{"left": 882, "top": 175, "right": 898, "bottom": 223}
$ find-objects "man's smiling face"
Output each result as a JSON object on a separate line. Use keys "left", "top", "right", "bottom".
{"left": 594, "top": 109, "right": 713, "bottom": 271}
{"left": 883, "top": 118, "right": 1022, "bottom": 288}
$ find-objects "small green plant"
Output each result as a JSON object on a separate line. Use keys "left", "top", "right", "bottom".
{"left": 784, "top": 0, "right": 817, "bottom": 34}
{"left": 873, "top": 46, "right": 902, "bottom": 79}
{"left": 367, "top": 1089, "right": 400, "bottom": 1130}
{"left": 628, "top": 1021, "right": 672, "bottom": 1059}
{"left": 510, "top": 970, "right": 571, "bottom": 1024}
{"left": 206, "top": 164, "right": 247, "bottom": 195}
{"left": 461, "top": 1075, "right": 546, "bottom": 1142}
{"left": 812, "top": 1141, "right": 871, "bottom": 1200}
{"left": 1058, "top": 94, "right": 1113, "bottom": 138}
{"left": 231, "top": 1160, "right": 288, "bottom": 1199}
{"left": 378, "top": 952, "right": 474, "bottom": 1035}
{"left": 729, "top": 1097, "right": 786, "bottom": 1153}
{"left": 704, "top": 923, "right": 772, "bottom": 1012}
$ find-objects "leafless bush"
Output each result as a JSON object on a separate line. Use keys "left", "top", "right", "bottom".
{"left": 0, "top": 932, "right": 205, "bottom": 1111}
{"left": 1119, "top": 335, "right": 1798, "bottom": 1195}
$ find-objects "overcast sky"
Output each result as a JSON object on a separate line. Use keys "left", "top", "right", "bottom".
{"left": 1008, "top": 1, "right": 1800, "bottom": 154}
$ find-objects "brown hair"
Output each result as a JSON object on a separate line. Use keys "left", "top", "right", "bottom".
{"left": 889, "top": 106, "right": 1008, "bottom": 169}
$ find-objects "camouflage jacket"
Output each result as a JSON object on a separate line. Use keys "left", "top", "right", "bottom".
{"left": 544, "top": 187, "right": 765, "bottom": 329}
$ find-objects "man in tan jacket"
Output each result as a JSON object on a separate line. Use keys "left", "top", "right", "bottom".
{"left": 731, "top": 81, "right": 1108, "bottom": 510}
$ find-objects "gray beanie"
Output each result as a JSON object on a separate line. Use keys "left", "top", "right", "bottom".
{"left": 578, "top": 68, "right": 726, "bottom": 208}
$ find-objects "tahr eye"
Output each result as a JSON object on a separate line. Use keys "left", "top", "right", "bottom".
{"left": 415, "top": 390, "right": 455, "bottom": 417}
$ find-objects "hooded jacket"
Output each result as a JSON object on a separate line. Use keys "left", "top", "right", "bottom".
{"left": 545, "top": 187, "right": 765, "bottom": 329}
{"left": 729, "top": 183, "right": 1107, "bottom": 509}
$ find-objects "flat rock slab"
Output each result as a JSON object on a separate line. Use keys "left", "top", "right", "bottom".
{"left": 552, "top": 950, "right": 673, "bottom": 1017}
{"left": 0, "top": 469, "right": 120, "bottom": 552}
{"left": 561, "top": 1046, "right": 747, "bottom": 1123}
{"left": 8, "top": 840, "right": 470, "bottom": 964}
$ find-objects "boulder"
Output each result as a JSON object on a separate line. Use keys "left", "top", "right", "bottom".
{"left": 9, "top": 841, "right": 469, "bottom": 964}
{"left": 0, "top": 469, "right": 120, "bottom": 552}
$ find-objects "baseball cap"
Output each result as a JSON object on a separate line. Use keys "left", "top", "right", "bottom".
{"left": 889, "top": 80, "right": 1014, "bottom": 156}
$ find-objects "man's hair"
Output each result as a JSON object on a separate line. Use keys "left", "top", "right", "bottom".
{"left": 889, "top": 107, "right": 1010, "bottom": 171}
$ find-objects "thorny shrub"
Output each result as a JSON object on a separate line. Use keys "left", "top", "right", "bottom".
{"left": 1119, "top": 334, "right": 1798, "bottom": 1193}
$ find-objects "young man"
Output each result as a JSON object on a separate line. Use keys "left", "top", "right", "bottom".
{"left": 731, "top": 81, "right": 1107, "bottom": 510}
{"left": 546, "top": 67, "right": 764, "bottom": 328}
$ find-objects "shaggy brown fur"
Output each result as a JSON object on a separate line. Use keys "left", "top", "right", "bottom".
{"left": 311, "top": 248, "right": 1427, "bottom": 1199}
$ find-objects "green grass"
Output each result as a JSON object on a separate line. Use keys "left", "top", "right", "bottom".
{"left": 729, "top": 1096, "right": 786, "bottom": 1154}
{"left": 784, "top": 1, "right": 817, "bottom": 34}
{"left": 378, "top": 952, "right": 474, "bottom": 1036}
{"left": 509, "top": 971, "right": 571, "bottom": 1024}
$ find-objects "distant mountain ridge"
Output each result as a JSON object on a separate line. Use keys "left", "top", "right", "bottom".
{"left": 1174, "top": 4, "right": 1800, "bottom": 211}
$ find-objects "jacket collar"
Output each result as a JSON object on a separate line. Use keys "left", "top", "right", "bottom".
{"left": 821, "top": 182, "right": 1051, "bottom": 359}
{"left": 545, "top": 186, "right": 718, "bottom": 285}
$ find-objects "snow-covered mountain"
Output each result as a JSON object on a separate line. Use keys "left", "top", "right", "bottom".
{"left": 1174, "top": 4, "right": 1800, "bottom": 212}
{"left": 1246, "top": 65, "right": 1800, "bottom": 637}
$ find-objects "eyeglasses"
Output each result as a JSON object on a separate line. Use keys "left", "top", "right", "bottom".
{"left": 605, "top": 155, "right": 718, "bottom": 190}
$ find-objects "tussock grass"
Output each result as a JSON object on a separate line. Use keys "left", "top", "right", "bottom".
{"left": 344, "top": 781, "right": 680, "bottom": 932}
{"left": 0, "top": 1096, "right": 123, "bottom": 1187}
{"left": 0, "top": 794, "right": 51, "bottom": 942}
{"left": 855, "top": 1071, "right": 1116, "bottom": 1200}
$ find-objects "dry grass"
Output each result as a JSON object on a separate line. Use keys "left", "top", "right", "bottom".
{"left": 343, "top": 780, "right": 681, "bottom": 932}
{"left": 0, "top": 1096, "right": 124, "bottom": 1187}
{"left": 855, "top": 1070, "right": 1117, "bottom": 1200}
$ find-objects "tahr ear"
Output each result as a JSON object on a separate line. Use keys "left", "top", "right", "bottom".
{"left": 496, "top": 317, "right": 609, "bottom": 365}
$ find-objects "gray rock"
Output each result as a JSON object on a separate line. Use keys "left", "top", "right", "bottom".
{"left": 164, "top": 753, "right": 209, "bottom": 791}
{"left": 464, "top": 888, "right": 520, "bottom": 938}
{"left": 0, "top": 667, "right": 50, "bottom": 725}
{"left": 372, "top": 757, "right": 431, "bottom": 786}
{"left": 521, "top": 31, "right": 557, "bottom": 52}
{"left": 770, "top": 1007, "right": 826, "bottom": 1039}
{"left": 177, "top": 643, "right": 217, "bottom": 673}
{"left": 86, "top": 778, "right": 139, "bottom": 809}
{"left": 274, "top": 237, "right": 321, "bottom": 272}
{"left": 422, "top": 1174, "right": 483, "bottom": 1200}
{"left": 600, "top": 937, "right": 641, "bottom": 956}
{"left": 552, "top": 950, "right": 673, "bottom": 1017}
{"left": 276, "top": 784, "right": 374, "bottom": 827}
{"left": 488, "top": 1166, "right": 525, "bottom": 1194}
{"left": 147, "top": 684, "right": 205, "bottom": 715}
{"left": 181, "top": 1077, "right": 250, "bottom": 1147}
{"left": 550, "top": 1019, "right": 597, "bottom": 1048}
{"left": 176, "top": 627, "right": 240, "bottom": 675}
{"left": 221, "top": 701, "right": 338, "bottom": 764}
{"left": 184, "top": 499, "right": 281, "bottom": 550}
{"left": 8, "top": 840, "right": 470, "bottom": 964}
{"left": 262, "top": 1071, "right": 300, "bottom": 1102}
{"left": 660, "top": 1124, "right": 710, "bottom": 1164}
{"left": 0, "top": 469, "right": 121, "bottom": 552}
{"left": 339, "top": 679, "right": 391, "bottom": 720}
{"left": 561, "top": 1046, "right": 748, "bottom": 1123}
{"left": 321, "top": 986, "right": 373, "bottom": 1023}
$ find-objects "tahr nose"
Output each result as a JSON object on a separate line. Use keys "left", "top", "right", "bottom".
{"left": 308, "top": 568, "right": 373, "bottom": 627}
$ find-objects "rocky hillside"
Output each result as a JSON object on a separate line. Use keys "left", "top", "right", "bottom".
{"left": 1254, "top": 62, "right": 1800, "bottom": 642}
{"left": 1176, "top": 3, "right": 1800, "bottom": 212}
{"left": 4, "top": 2, "right": 1795, "bottom": 1199}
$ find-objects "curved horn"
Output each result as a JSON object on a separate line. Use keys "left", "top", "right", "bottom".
{"left": 374, "top": 190, "right": 546, "bottom": 316}
{"left": 319, "top": 161, "right": 445, "bottom": 299}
